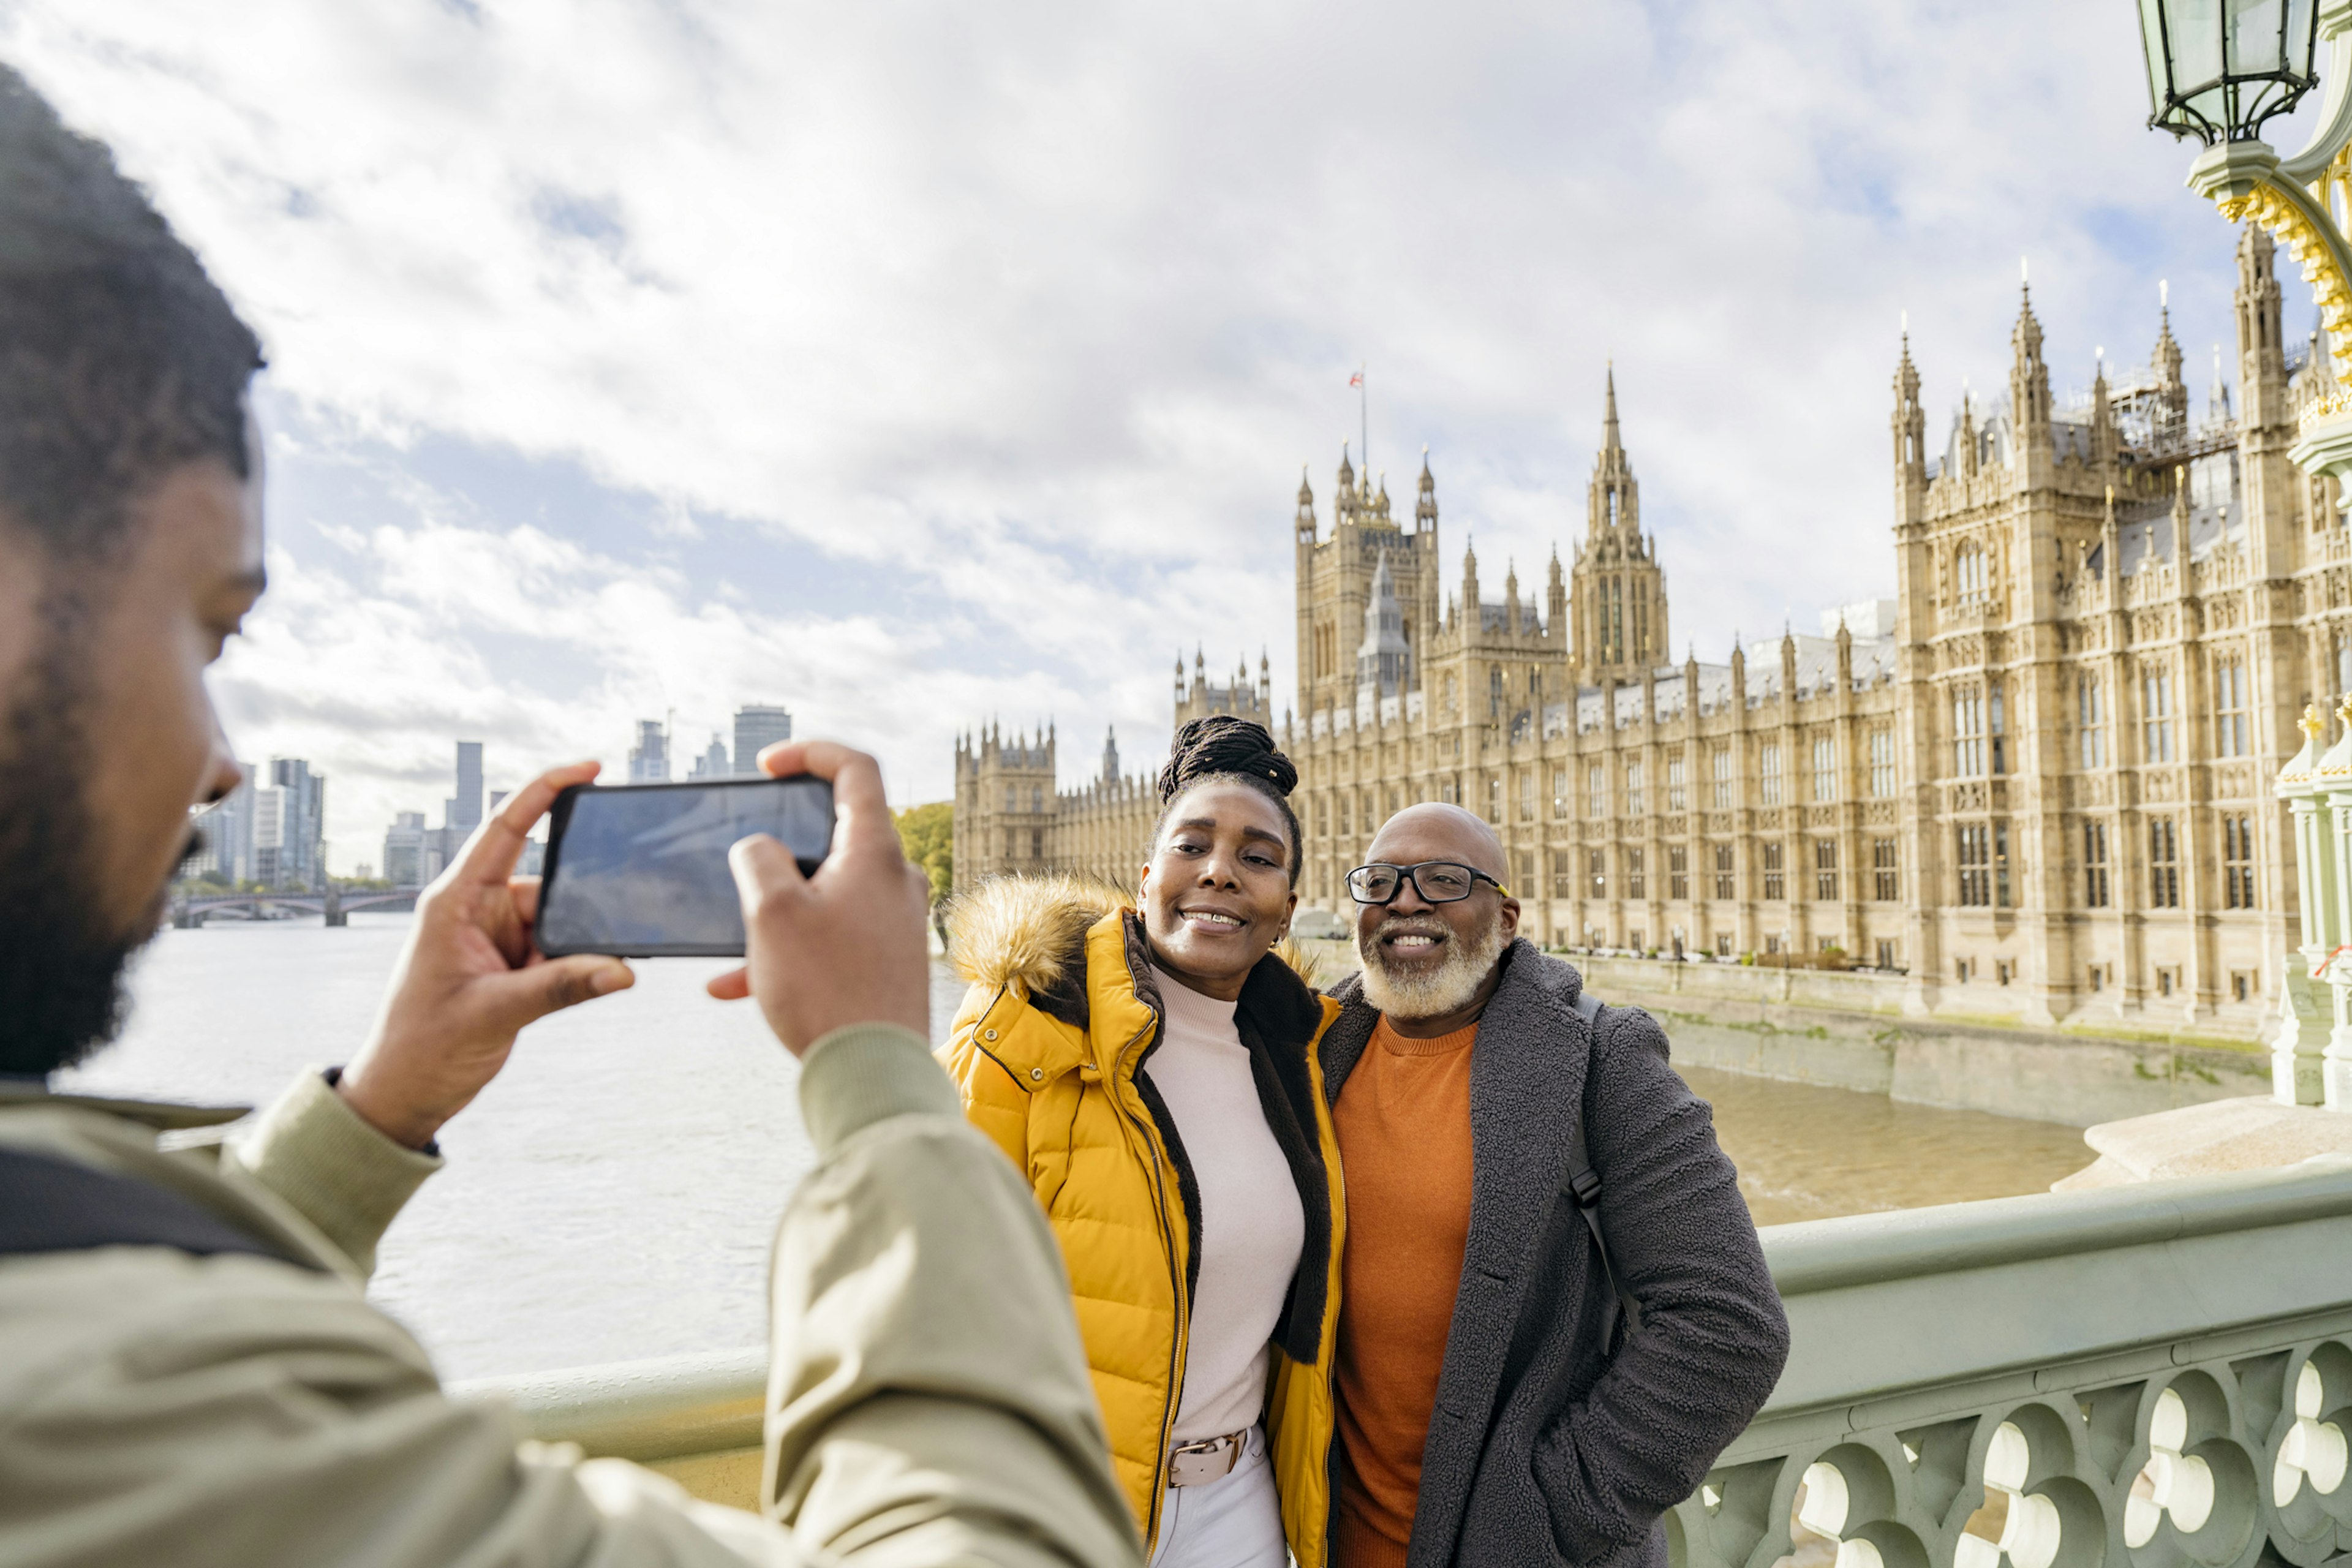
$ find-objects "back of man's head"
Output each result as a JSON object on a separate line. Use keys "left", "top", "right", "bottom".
{"left": 0, "top": 63, "right": 260, "bottom": 556}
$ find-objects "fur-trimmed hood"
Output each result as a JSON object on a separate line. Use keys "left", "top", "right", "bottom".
{"left": 946, "top": 873, "right": 1128, "bottom": 1002}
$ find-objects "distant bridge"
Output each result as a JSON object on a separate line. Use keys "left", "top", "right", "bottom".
{"left": 172, "top": 887, "right": 419, "bottom": 928}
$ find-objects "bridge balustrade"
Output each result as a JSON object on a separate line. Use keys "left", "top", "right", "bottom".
{"left": 454, "top": 1156, "right": 2352, "bottom": 1568}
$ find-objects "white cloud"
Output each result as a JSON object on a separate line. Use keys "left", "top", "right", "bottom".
{"left": 1, "top": 0, "right": 2301, "bottom": 864}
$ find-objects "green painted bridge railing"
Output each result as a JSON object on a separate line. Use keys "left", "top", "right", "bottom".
{"left": 454, "top": 1157, "right": 2352, "bottom": 1568}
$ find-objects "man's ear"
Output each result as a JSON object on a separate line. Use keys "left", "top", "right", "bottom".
{"left": 1498, "top": 896, "right": 1521, "bottom": 941}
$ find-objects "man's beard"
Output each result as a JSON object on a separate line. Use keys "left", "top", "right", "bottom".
{"left": 1357, "top": 905, "right": 1508, "bottom": 1022}
{"left": 0, "top": 611, "right": 157, "bottom": 1077}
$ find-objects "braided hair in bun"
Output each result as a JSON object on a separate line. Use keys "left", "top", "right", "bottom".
{"left": 1151, "top": 715, "right": 1303, "bottom": 885}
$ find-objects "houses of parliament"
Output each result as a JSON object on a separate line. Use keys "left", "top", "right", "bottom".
{"left": 954, "top": 225, "right": 2348, "bottom": 1035}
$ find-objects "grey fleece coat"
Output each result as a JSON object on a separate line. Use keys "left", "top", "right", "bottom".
{"left": 1320, "top": 940, "right": 1790, "bottom": 1568}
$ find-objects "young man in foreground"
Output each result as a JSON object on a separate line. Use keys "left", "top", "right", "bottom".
{"left": 0, "top": 65, "right": 1139, "bottom": 1568}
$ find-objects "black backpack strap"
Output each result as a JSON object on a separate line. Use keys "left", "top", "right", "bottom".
{"left": 1568, "top": 990, "right": 1642, "bottom": 1340}
{"left": 0, "top": 1145, "right": 321, "bottom": 1270}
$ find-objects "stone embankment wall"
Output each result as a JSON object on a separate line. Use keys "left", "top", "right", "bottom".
{"left": 1296, "top": 941, "right": 2269, "bottom": 1129}
{"left": 1567, "top": 955, "right": 2267, "bottom": 1128}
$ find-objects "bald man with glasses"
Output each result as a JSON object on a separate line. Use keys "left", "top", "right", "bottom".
{"left": 1320, "top": 804, "right": 1789, "bottom": 1568}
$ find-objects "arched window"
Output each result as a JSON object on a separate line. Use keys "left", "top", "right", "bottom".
{"left": 1489, "top": 667, "right": 1504, "bottom": 718}
{"left": 1956, "top": 543, "right": 1987, "bottom": 603}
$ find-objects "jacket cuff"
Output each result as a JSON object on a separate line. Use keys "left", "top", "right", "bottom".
{"left": 235, "top": 1068, "right": 443, "bottom": 1277}
{"left": 797, "top": 1023, "right": 959, "bottom": 1153}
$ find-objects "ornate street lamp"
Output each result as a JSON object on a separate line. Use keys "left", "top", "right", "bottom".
{"left": 2142, "top": 4, "right": 2352, "bottom": 1109}
{"left": 2139, "top": 1, "right": 2352, "bottom": 479}
{"left": 2138, "top": 0, "right": 2321, "bottom": 144}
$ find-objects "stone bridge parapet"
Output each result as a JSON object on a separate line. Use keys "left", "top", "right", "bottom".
{"left": 455, "top": 1158, "right": 2352, "bottom": 1568}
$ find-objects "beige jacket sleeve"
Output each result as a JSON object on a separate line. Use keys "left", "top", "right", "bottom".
{"left": 0, "top": 1025, "right": 1140, "bottom": 1568}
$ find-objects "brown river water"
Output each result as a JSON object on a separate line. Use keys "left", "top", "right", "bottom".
{"left": 61, "top": 917, "right": 2092, "bottom": 1378}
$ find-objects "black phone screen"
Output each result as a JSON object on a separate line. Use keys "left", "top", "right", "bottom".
{"left": 537, "top": 777, "right": 835, "bottom": 957}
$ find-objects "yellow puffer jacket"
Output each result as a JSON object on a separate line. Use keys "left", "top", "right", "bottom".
{"left": 940, "top": 876, "right": 1346, "bottom": 1567}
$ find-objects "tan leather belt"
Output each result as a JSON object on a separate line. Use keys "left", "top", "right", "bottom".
{"left": 1166, "top": 1427, "right": 1250, "bottom": 1488}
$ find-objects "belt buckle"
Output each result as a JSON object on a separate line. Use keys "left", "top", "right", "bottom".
{"left": 1166, "top": 1430, "right": 1244, "bottom": 1488}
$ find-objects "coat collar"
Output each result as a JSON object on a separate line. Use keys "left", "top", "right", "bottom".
{"left": 1327, "top": 939, "right": 1597, "bottom": 1284}
{"left": 1458, "top": 941, "right": 1590, "bottom": 1280}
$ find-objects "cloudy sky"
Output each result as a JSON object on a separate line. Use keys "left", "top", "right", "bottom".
{"left": 2, "top": 1, "right": 2315, "bottom": 869}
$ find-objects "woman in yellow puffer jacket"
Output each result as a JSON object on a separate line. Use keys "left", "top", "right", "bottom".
{"left": 940, "top": 717, "right": 1344, "bottom": 1568}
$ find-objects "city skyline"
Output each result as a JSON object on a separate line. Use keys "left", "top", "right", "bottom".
{"left": 10, "top": 2, "right": 2329, "bottom": 871}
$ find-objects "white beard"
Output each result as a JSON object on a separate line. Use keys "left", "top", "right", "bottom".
{"left": 1357, "top": 910, "right": 1507, "bottom": 1021}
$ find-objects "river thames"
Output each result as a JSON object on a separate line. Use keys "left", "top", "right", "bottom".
{"left": 61, "top": 914, "right": 2093, "bottom": 1379}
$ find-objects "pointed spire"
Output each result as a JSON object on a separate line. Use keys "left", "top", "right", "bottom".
{"left": 2153, "top": 283, "right": 2187, "bottom": 442}
{"left": 2209, "top": 342, "right": 2233, "bottom": 422}
{"left": 2011, "top": 271, "right": 2050, "bottom": 441}
{"left": 1602, "top": 361, "right": 1621, "bottom": 452}
{"left": 1893, "top": 325, "right": 1924, "bottom": 481}
{"left": 1415, "top": 444, "right": 1438, "bottom": 532}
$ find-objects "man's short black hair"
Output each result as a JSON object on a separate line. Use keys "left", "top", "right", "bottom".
{"left": 0, "top": 63, "right": 262, "bottom": 555}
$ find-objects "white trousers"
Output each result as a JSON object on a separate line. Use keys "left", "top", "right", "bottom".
{"left": 1148, "top": 1425, "right": 1289, "bottom": 1568}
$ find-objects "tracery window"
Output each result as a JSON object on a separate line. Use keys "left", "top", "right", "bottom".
{"left": 1954, "top": 686, "right": 1985, "bottom": 777}
{"left": 1760, "top": 743, "right": 1782, "bottom": 805}
{"left": 2223, "top": 813, "right": 2257, "bottom": 909}
{"left": 1869, "top": 728, "right": 1896, "bottom": 797}
{"left": 2143, "top": 666, "right": 2177, "bottom": 764}
{"left": 1668, "top": 846, "right": 1689, "bottom": 901}
{"left": 1872, "top": 838, "right": 1899, "bottom": 902}
{"left": 2214, "top": 656, "right": 2249, "bottom": 758}
{"left": 1666, "top": 750, "right": 1687, "bottom": 812}
{"left": 1957, "top": 824, "right": 1991, "bottom": 907}
{"left": 1588, "top": 762, "right": 1607, "bottom": 818}
{"left": 1762, "top": 843, "right": 1785, "bottom": 901}
{"left": 2084, "top": 821, "right": 2111, "bottom": 908}
{"left": 2149, "top": 816, "right": 2180, "bottom": 908}
{"left": 1811, "top": 735, "right": 1836, "bottom": 802}
{"left": 2078, "top": 674, "right": 2107, "bottom": 769}
{"left": 1624, "top": 760, "right": 1646, "bottom": 816}
{"left": 1713, "top": 844, "right": 1736, "bottom": 900}
{"left": 1955, "top": 541, "right": 1987, "bottom": 605}
{"left": 1712, "top": 746, "right": 1733, "bottom": 809}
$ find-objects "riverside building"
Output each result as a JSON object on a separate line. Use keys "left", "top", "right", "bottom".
{"left": 956, "top": 227, "right": 2351, "bottom": 1039}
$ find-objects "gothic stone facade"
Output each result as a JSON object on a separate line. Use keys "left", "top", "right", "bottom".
{"left": 956, "top": 225, "right": 2352, "bottom": 1038}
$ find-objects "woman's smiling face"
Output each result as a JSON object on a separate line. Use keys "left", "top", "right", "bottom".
{"left": 1138, "top": 780, "right": 1298, "bottom": 1003}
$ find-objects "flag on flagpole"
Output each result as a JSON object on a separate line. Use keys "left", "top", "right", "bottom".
{"left": 1349, "top": 371, "right": 1363, "bottom": 387}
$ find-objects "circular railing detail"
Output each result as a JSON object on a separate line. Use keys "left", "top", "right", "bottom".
{"left": 1713, "top": 1350, "right": 2352, "bottom": 1568}
{"left": 2272, "top": 1363, "right": 2348, "bottom": 1508}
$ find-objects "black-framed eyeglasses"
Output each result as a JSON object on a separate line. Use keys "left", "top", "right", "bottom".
{"left": 1345, "top": 861, "right": 1511, "bottom": 906}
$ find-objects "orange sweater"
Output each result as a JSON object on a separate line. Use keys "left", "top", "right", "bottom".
{"left": 1331, "top": 1016, "right": 1479, "bottom": 1568}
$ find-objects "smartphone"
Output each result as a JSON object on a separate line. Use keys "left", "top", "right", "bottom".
{"left": 537, "top": 777, "right": 835, "bottom": 958}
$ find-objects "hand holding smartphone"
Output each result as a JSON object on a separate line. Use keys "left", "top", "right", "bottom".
{"left": 537, "top": 775, "right": 835, "bottom": 957}
{"left": 709, "top": 741, "right": 934, "bottom": 1051}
